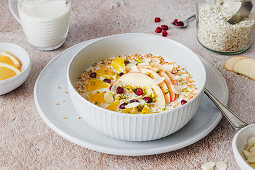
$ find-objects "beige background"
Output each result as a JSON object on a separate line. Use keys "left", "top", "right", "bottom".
{"left": 0, "top": 0, "right": 255, "bottom": 169}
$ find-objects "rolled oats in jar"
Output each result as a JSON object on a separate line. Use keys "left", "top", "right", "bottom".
{"left": 197, "top": 0, "right": 255, "bottom": 54}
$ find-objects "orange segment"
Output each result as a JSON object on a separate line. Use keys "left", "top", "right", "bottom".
{"left": 142, "top": 106, "right": 150, "bottom": 114}
{"left": 111, "top": 57, "right": 125, "bottom": 73}
{"left": 84, "top": 79, "right": 110, "bottom": 92}
{"left": 0, "top": 63, "right": 21, "bottom": 81}
{"left": 96, "top": 66, "right": 115, "bottom": 79}
{"left": 88, "top": 92, "right": 106, "bottom": 104}
{"left": 105, "top": 100, "right": 120, "bottom": 111}
{"left": 121, "top": 108, "right": 133, "bottom": 114}
{"left": 0, "top": 51, "right": 21, "bottom": 69}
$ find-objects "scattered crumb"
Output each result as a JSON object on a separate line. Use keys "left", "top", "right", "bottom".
{"left": 57, "top": 86, "right": 61, "bottom": 89}
{"left": 56, "top": 102, "right": 60, "bottom": 105}
{"left": 62, "top": 100, "right": 65, "bottom": 102}
{"left": 77, "top": 116, "right": 81, "bottom": 119}
{"left": 64, "top": 90, "right": 68, "bottom": 93}
{"left": 63, "top": 117, "right": 67, "bottom": 119}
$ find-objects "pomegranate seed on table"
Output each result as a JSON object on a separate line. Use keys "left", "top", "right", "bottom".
{"left": 176, "top": 21, "right": 184, "bottom": 26}
{"left": 162, "top": 30, "right": 168, "bottom": 37}
{"left": 181, "top": 99, "right": 187, "bottom": 105}
{"left": 172, "top": 19, "right": 178, "bottom": 25}
{"left": 143, "top": 97, "right": 152, "bottom": 103}
{"left": 155, "top": 27, "right": 162, "bottom": 33}
{"left": 134, "top": 88, "right": 143, "bottom": 96}
{"left": 109, "top": 85, "right": 112, "bottom": 90}
{"left": 129, "top": 99, "right": 139, "bottom": 103}
{"left": 89, "top": 72, "right": 96, "bottom": 78}
{"left": 116, "top": 86, "right": 124, "bottom": 94}
{"left": 119, "top": 103, "right": 128, "bottom": 109}
{"left": 161, "top": 25, "right": 168, "bottom": 30}
{"left": 103, "top": 78, "right": 111, "bottom": 83}
{"left": 155, "top": 17, "right": 160, "bottom": 22}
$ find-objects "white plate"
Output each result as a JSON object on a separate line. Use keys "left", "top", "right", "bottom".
{"left": 34, "top": 37, "right": 229, "bottom": 156}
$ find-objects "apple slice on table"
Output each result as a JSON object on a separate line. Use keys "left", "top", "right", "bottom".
{"left": 233, "top": 58, "right": 255, "bottom": 80}
{"left": 138, "top": 67, "right": 171, "bottom": 104}
{"left": 111, "top": 72, "right": 166, "bottom": 107}
{"left": 224, "top": 56, "right": 247, "bottom": 71}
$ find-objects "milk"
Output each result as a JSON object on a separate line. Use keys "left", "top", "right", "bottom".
{"left": 18, "top": 0, "right": 71, "bottom": 49}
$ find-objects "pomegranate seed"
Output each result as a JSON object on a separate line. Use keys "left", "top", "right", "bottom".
{"left": 155, "top": 27, "right": 162, "bottom": 33}
{"left": 119, "top": 72, "right": 124, "bottom": 76}
{"left": 162, "top": 30, "right": 168, "bottom": 37}
{"left": 116, "top": 86, "right": 124, "bottom": 94}
{"left": 89, "top": 72, "right": 96, "bottom": 78}
{"left": 124, "top": 60, "right": 130, "bottom": 65}
{"left": 130, "top": 99, "right": 139, "bottom": 103}
{"left": 134, "top": 88, "right": 143, "bottom": 96}
{"left": 172, "top": 19, "right": 178, "bottom": 25}
{"left": 103, "top": 78, "right": 111, "bottom": 83}
{"left": 109, "top": 85, "right": 112, "bottom": 90}
{"left": 176, "top": 21, "right": 184, "bottom": 26}
{"left": 119, "top": 103, "right": 128, "bottom": 109}
{"left": 161, "top": 25, "right": 168, "bottom": 30}
{"left": 155, "top": 17, "right": 160, "bottom": 22}
{"left": 143, "top": 97, "right": 152, "bottom": 103}
{"left": 181, "top": 99, "right": 187, "bottom": 105}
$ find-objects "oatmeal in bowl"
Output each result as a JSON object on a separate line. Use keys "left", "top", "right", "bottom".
{"left": 67, "top": 33, "right": 206, "bottom": 141}
{"left": 76, "top": 54, "right": 197, "bottom": 114}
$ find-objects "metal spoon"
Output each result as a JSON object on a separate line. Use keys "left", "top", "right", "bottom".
{"left": 174, "top": 14, "right": 196, "bottom": 28}
{"left": 228, "top": 1, "right": 253, "bottom": 24}
{"left": 204, "top": 88, "right": 247, "bottom": 129}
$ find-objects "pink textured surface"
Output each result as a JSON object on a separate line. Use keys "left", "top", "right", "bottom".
{"left": 0, "top": 0, "right": 255, "bottom": 169}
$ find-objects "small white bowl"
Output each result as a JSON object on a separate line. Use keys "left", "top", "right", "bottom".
{"left": 67, "top": 33, "right": 206, "bottom": 141}
{"left": 0, "top": 43, "right": 31, "bottom": 95}
{"left": 232, "top": 123, "right": 255, "bottom": 170}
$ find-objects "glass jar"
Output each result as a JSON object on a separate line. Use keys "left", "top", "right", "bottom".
{"left": 196, "top": 0, "right": 255, "bottom": 54}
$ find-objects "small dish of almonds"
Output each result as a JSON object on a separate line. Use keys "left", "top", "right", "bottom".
{"left": 232, "top": 123, "right": 255, "bottom": 170}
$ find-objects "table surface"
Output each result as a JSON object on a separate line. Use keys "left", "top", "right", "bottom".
{"left": 1, "top": 0, "right": 254, "bottom": 169}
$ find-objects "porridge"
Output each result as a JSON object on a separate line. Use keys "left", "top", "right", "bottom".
{"left": 76, "top": 54, "right": 197, "bottom": 114}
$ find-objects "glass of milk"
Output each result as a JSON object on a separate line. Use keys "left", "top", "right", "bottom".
{"left": 8, "top": 0, "right": 71, "bottom": 50}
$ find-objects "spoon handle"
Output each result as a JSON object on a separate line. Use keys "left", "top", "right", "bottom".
{"left": 187, "top": 14, "right": 196, "bottom": 22}
{"left": 204, "top": 88, "right": 247, "bottom": 129}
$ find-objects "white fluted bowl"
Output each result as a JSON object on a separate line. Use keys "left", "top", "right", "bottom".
{"left": 67, "top": 33, "right": 206, "bottom": 141}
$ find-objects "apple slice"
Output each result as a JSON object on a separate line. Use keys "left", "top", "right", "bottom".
{"left": 233, "top": 58, "right": 255, "bottom": 80}
{"left": 111, "top": 72, "right": 166, "bottom": 107}
{"left": 157, "top": 65, "right": 178, "bottom": 85}
{"left": 138, "top": 67, "right": 171, "bottom": 104}
{"left": 225, "top": 56, "right": 247, "bottom": 71}
{"left": 139, "top": 65, "right": 176, "bottom": 102}
{"left": 156, "top": 66, "right": 179, "bottom": 100}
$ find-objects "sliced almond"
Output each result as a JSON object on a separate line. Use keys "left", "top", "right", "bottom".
{"left": 250, "top": 145, "right": 255, "bottom": 153}
{"left": 201, "top": 161, "right": 215, "bottom": 170}
{"left": 248, "top": 157, "right": 255, "bottom": 163}
{"left": 125, "top": 102, "right": 140, "bottom": 108}
{"left": 215, "top": 161, "right": 227, "bottom": 170}
{"left": 248, "top": 137, "right": 255, "bottom": 146}
{"left": 224, "top": 56, "right": 247, "bottom": 71}
{"left": 233, "top": 58, "right": 255, "bottom": 80}
{"left": 104, "top": 92, "right": 114, "bottom": 103}
{"left": 243, "top": 150, "right": 255, "bottom": 159}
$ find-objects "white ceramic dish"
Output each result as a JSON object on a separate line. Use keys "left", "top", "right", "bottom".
{"left": 0, "top": 43, "right": 31, "bottom": 95}
{"left": 67, "top": 33, "right": 207, "bottom": 141}
{"left": 34, "top": 38, "right": 228, "bottom": 155}
{"left": 232, "top": 123, "right": 255, "bottom": 170}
